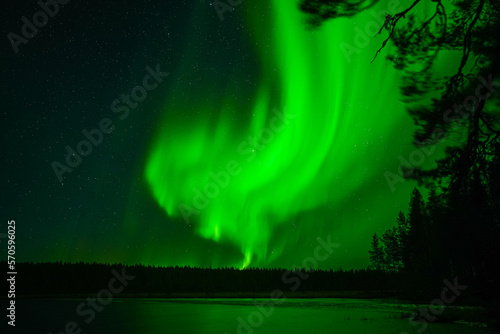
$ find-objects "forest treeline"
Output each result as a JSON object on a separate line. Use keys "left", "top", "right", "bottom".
{"left": 0, "top": 256, "right": 494, "bottom": 304}
{"left": 368, "top": 185, "right": 500, "bottom": 305}
{"left": 2, "top": 261, "right": 404, "bottom": 298}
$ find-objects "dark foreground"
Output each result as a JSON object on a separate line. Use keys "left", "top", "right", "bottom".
{"left": 8, "top": 298, "right": 494, "bottom": 334}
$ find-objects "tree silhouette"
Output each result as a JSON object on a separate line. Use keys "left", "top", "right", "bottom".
{"left": 299, "top": 0, "right": 500, "bottom": 189}
{"left": 300, "top": 0, "right": 500, "bottom": 300}
{"left": 396, "top": 210, "right": 409, "bottom": 271}
{"left": 299, "top": 0, "right": 380, "bottom": 29}
{"left": 381, "top": 226, "right": 400, "bottom": 272}
{"left": 407, "top": 187, "right": 435, "bottom": 283}
{"left": 369, "top": 233, "right": 385, "bottom": 271}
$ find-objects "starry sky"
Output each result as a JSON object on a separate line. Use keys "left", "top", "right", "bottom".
{"left": 1, "top": 0, "right": 441, "bottom": 269}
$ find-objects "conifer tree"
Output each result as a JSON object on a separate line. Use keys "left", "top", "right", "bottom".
{"left": 369, "top": 233, "right": 386, "bottom": 271}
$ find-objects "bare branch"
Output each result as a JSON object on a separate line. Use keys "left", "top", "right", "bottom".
{"left": 370, "top": 0, "right": 422, "bottom": 63}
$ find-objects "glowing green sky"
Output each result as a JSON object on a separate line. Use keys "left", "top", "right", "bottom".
{"left": 143, "top": 0, "right": 420, "bottom": 269}
{"left": 2, "top": 0, "right": 436, "bottom": 269}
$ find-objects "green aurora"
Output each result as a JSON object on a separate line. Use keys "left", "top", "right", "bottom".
{"left": 1, "top": 0, "right": 448, "bottom": 270}
{"left": 143, "top": 0, "right": 426, "bottom": 269}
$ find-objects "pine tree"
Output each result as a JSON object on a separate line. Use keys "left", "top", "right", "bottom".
{"left": 396, "top": 211, "right": 409, "bottom": 271}
{"left": 369, "top": 233, "right": 385, "bottom": 271}
{"left": 407, "top": 188, "right": 429, "bottom": 275}
{"left": 382, "top": 226, "right": 400, "bottom": 272}
{"left": 485, "top": 142, "right": 500, "bottom": 280}
{"left": 425, "top": 185, "right": 446, "bottom": 277}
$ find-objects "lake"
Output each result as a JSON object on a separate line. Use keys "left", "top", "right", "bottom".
{"left": 14, "top": 298, "right": 489, "bottom": 334}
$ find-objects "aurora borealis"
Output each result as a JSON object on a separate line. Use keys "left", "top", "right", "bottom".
{"left": 1, "top": 0, "right": 429, "bottom": 270}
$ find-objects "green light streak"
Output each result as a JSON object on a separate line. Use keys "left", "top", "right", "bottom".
{"left": 145, "top": 0, "right": 406, "bottom": 269}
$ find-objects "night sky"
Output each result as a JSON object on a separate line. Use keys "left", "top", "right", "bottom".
{"left": 1, "top": 0, "right": 442, "bottom": 270}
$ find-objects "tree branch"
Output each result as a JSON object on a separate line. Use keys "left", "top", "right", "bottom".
{"left": 370, "top": 0, "right": 422, "bottom": 63}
